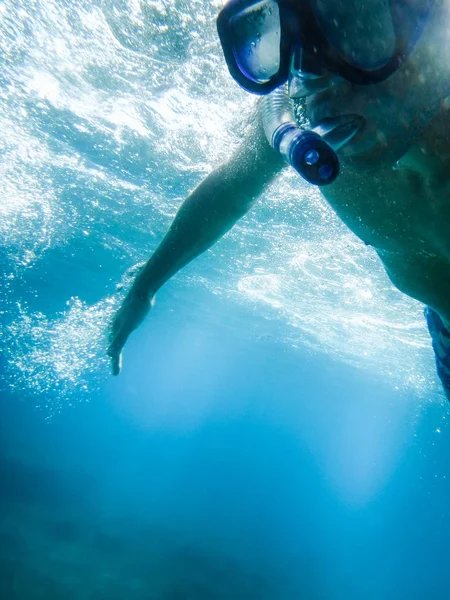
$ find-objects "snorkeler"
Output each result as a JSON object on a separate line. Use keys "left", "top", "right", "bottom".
{"left": 108, "top": 0, "right": 450, "bottom": 399}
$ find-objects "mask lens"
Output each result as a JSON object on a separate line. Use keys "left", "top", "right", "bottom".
{"left": 229, "top": 0, "right": 281, "bottom": 83}
{"left": 311, "top": 0, "right": 396, "bottom": 69}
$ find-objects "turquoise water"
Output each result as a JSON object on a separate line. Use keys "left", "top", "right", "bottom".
{"left": 1, "top": 1, "right": 450, "bottom": 598}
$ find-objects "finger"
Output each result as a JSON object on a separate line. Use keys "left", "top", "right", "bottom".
{"left": 110, "top": 350, "right": 122, "bottom": 376}
{"left": 107, "top": 338, "right": 123, "bottom": 374}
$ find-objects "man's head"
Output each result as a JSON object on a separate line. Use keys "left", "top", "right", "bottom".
{"left": 217, "top": 0, "right": 450, "bottom": 169}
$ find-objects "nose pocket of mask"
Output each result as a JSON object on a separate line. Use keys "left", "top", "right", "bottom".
{"left": 290, "top": 46, "right": 327, "bottom": 78}
{"left": 289, "top": 47, "right": 331, "bottom": 98}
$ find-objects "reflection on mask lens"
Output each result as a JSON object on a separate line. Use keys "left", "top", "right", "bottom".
{"left": 230, "top": 0, "right": 281, "bottom": 82}
{"left": 311, "top": 0, "right": 396, "bottom": 68}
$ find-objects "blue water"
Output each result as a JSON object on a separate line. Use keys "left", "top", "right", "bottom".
{"left": 1, "top": 1, "right": 450, "bottom": 598}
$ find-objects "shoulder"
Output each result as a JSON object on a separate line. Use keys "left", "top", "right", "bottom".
{"left": 422, "top": 100, "right": 450, "bottom": 155}
{"left": 398, "top": 101, "right": 450, "bottom": 183}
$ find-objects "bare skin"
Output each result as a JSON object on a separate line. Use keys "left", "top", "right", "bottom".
{"left": 107, "top": 2, "right": 450, "bottom": 377}
{"left": 107, "top": 116, "right": 285, "bottom": 375}
{"left": 107, "top": 100, "right": 450, "bottom": 375}
{"left": 321, "top": 107, "right": 450, "bottom": 323}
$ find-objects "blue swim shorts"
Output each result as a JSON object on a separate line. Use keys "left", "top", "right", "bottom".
{"left": 424, "top": 307, "right": 450, "bottom": 398}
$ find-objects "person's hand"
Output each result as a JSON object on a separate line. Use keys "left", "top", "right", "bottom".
{"left": 107, "top": 292, "right": 155, "bottom": 376}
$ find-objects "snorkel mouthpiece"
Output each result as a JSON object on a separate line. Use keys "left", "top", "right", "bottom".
{"left": 273, "top": 124, "right": 339, "bottom": 185}
{"left": 261, "top": 85, "right": 339, "bottom": 186}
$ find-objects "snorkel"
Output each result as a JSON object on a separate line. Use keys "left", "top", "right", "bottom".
{"left": 261, "top": 85, "right": 339, "bottom": 185}
{"left": 217, "top": 0, "right": 444, "bottom": 181}
{"left": 261, "top": 84, "right": 364, "bottom": 185}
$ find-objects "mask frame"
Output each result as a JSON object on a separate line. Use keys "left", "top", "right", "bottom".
{"left": 217, "top": 0, "right": 435, "bottom": 94}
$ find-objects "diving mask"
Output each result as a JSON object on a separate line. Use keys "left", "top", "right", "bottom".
{"left": 217, "top": 0, "right": 436, "bottom": 95}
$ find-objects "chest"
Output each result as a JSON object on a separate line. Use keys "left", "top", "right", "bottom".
{"left": 321, "top": 115, "right": 450, "bottom": 257}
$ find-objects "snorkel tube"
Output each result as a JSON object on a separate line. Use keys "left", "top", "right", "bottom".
{"left": 261, "top": 84, "right": 339, "bottom": 186}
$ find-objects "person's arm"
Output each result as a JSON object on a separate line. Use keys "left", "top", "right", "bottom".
{"left": 107, "top": 112, "right": 285, "bottom": 375}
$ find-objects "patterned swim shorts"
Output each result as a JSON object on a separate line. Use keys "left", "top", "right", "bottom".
{"left": 424, "top": 306, "right": 450, "bottom": 399}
